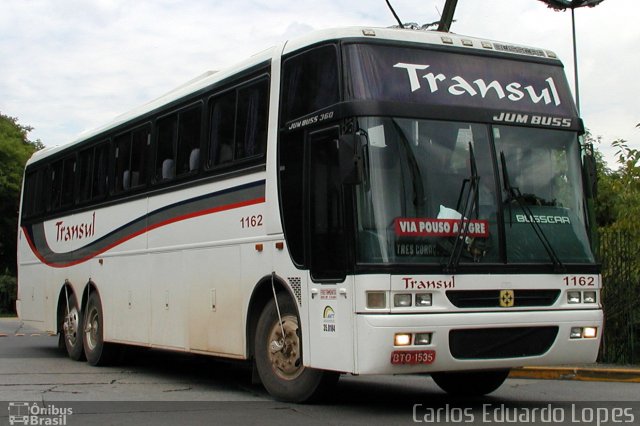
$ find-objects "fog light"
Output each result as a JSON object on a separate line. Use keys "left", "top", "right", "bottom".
{"left": 394, "top": 293, "right": 412, "bottom": 307}
{"left": 567, "top": 291, "right": 581, "bottom": 304}
{"left": 415, "top": 293, "right": 432, "bottom": 307}
{"left": 583, "top": 291, "right": 597, "bottom": 304}
{"left": 394, "top": 333, "right": 412, "bottom": 346}
{"left": 367, "top": 291, "right": 386, "bottom": 309}
{"left": 570, "top": 327, "right": 583, "bottom": 339}
{"left": 583, "top": 327, "right": 598, "bottom": 339}
{"left": 414, "top": 332, "right": 432, "bottom": 345}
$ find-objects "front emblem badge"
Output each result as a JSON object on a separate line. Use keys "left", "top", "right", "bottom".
{"left": 499, "top": 290, "right": 515, "bottom": 307}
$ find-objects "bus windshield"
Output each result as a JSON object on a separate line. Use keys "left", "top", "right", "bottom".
{"left": 354, "top": 117, "right": 594, "bottom": 266}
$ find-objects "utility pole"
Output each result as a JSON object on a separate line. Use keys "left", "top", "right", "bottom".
{"left": 538, "top": 0, "right": 606, "bottom": 112}
{"left": 437, "top": 0, "right": 458, "bottom": 32}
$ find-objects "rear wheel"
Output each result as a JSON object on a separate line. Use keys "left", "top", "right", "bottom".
{"left": 61, "top": 291, "right": 84, "bottom": 361}
{"left": 431, "top": 369, "right": 510, "bottom": 396}
{"left": 254, "top": 294, "right": 337, "bottom": 402}
{"left": 82, "top": 290, "right": 116, "bottom": 366}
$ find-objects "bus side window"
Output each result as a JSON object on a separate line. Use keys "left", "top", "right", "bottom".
{"left": 130, "top": 128, "right": 149, "bottom": 188}
{"left": 235, "top": 79, "right": 268, "bottom": 161}
{"left": 77, "top": 147, "right": 93, "bottom": 203}
{"left": 208, "top": 91, "right": 236, "bottom": 168}
{"left": 176, "top": 105, "right": 202, "bottom": 176}
{"left": 48, "top": 160, "right": 63, "bottom": 211}
{"left": 114, "top": 134, "right": 130, "bottom": 193}
{"left": 156, "top": 115, "right": 178, "bottom": 181}
{"left": 60, "top": 156, "right": 76, "bottom": 208}
{"left": 22, "top": 168, "right": 45, "bottom": 218}
{"left": 92, "top": 142, "right": 109, "bottom": 200}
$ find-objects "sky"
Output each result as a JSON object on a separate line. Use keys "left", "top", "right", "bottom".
{"left": 1, "top": 0, "right": 638, "bottom": 167}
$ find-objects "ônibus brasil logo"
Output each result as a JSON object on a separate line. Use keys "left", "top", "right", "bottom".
{"left": 8, "top": 402, "right": 73, "bottom": 425}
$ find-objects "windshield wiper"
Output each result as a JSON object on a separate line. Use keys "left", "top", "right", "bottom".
{"left": 446, "top": 142, "right": 481, "bottom": 272}
{"left": 500, "top": 151, "right": 565, "bottom": 272}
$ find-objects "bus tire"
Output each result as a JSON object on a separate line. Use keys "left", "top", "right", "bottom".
{"left": 431, "top": 369, "right": 510, "bottom": 396}
{"left": 61, "top": 292, "right": 85, "bottom": 361}
{"left": 82, "top": 290, "right": 115, "bottom": 366}
{"left": 254, "top": 294, "right": 338, "bottom": 402}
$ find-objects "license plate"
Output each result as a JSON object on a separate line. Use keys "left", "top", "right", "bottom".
{"left": 391, "top": 350, "right": 436, "bottom": 365}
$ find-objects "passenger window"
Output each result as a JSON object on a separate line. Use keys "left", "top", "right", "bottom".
{"left": 177, "top": 106, "right": 202, "bottom": 176}
{"left": 60, "top": 156, "right": 76, "bottom": 207}
{"left": 156, "top": 115, "right": 178, "bottom": 181}
{"left": 208, "top": 91, "right": 236, "bottom": 168}
{"left": 92, "top": 142, "right": 109, "bottom": 200}
{"left": 77, "top": 148, "right": 93, "bottom": 203}
{"left": 115, "top": 126, "right": 149, "bottom": 193}
{"left": 22, "top": 168, "right": 45, "bottom": 218}
{"left": 130, "top": 128, "right": 148, "bottom": 188}
{"left": 207, "top": 78, "right": 269, "bottom": 169}
{"left": 156, "top": 105, "right": 202, "bottom": 180}
{"left": 48, "top": 160, "right": 63, "bottom": 210}
{"left": 236, "top": 79, "right": 268, "bottom": 160}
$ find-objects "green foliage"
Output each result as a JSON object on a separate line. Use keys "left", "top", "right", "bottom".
{"left": 599, "top": 139, "right": 640, "bottom": 236}
{"left": 0, "top": 271, "right": 17, "bottom": 315}
{"left": 0, "top": 112, "right": 42, "bottom": 314}
{"left": 594, "top": 125, "right": 640, "bottom": 364}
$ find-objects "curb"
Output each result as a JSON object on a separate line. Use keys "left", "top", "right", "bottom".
{"left": 510, "top": 366, "right": 640, "bottom": 383}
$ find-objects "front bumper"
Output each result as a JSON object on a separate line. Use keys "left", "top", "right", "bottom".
{"left": 354, "top": 309, "right": 602, "bottom": 375}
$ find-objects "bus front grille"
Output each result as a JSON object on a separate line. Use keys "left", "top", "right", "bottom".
{"left": 449, "top": 326, "right": 559, "bottom": 359}
{"left": 446, "top": 289, "right": 560, "bottom": 308}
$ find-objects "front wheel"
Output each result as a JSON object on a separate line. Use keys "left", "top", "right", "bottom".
{"left": 431, "top": 369, "right": 510, "bottom": 396}
{"left": 82, "top": 290, "right": 116, "bottom": 366}
{"left": 254, "top": 294, "right": 337, "bottom": 402}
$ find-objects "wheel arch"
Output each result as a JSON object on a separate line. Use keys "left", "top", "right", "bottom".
{"left": 246, "top": 274, "right": 297, "bottom": 360}
{"left": 80, "top": 280, "right": 99, "bottom": 317}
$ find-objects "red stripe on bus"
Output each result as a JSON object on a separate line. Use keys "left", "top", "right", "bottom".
{"left": 22, "top": 197, "right": 265, "bottom": 268}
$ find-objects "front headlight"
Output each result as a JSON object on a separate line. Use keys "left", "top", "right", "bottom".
{"left": 415, "top": 293, "right": 432, "bottom": 307}
{"left": 394, "top": 293, "right": 412, "bottom": 307}
{"left": 367, "top": 291, "right": 387, "bottom": 309}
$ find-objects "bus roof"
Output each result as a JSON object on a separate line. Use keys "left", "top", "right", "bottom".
{"left": 28, "top": 26, "right": 561, "bottom": 166}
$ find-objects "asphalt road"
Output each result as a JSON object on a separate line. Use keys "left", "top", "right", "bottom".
{"left": 1, "top": 318, "right": 638, "bottom": 426}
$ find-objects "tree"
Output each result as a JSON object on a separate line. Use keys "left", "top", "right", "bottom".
{"left": 593, "top": 126, "right": 640, "bottom": 364}
{"left": 0, "top": 112, "right": 42, "bottom": 313}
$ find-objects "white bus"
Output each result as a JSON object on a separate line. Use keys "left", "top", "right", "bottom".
{"left": 18, "top": 27, "right": 603, "bottom": 402}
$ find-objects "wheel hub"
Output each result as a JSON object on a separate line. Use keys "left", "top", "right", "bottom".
{"left": 63, "top": 308, "right": 79, "bottom": 345}
{"left": 85, "top": 307, "right": 100, "bottom": 351}
{"left": 268, "top": 315, "right": 303, "bottom": 380}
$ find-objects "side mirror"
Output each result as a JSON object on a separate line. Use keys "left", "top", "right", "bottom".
{"left": 338, "top": 133, "right": 367, "bottom": 185}
{"left": 582, "top": 141, "right": 597, "bottom": 199}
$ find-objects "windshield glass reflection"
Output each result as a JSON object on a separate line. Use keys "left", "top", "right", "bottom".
{"left": 354, "top": 118, "right": 594, "bottom": 266}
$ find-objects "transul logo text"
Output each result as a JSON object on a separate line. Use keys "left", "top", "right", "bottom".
{"left": 393, "top": 62, "right": 561, "bottom": 106}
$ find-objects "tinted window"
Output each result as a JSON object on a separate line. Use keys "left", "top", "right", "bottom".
{"left": 77, "top": 148, "right": 93, "bottom": 203}
{"left": 208, "top": 91, "right": 236, "bottom": 168}
{"left": 22, "top": 168, "right": 45, "bottom": 218}
{"left": 282, "top": 45, "right": 339, "bottom": 122}
{"left": 178, "top": 106, "right": 202, "bottom": 176}
{"left": 115, "top": 126, "right": 149, "bottom": 193}
{"left": 48, "top": 160, "right": 63, "bottom": 210}
{"left": 236, "top": 80, "right": 268, "bottom": 160}
{"left": 207, "top": 78, "right": 268, "bottom": 169}
{"left": 92, "top": 142, "right": 109, "bottom": 200}
{"left": 156, "top": 115, "right": 178, "bottom": 181}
